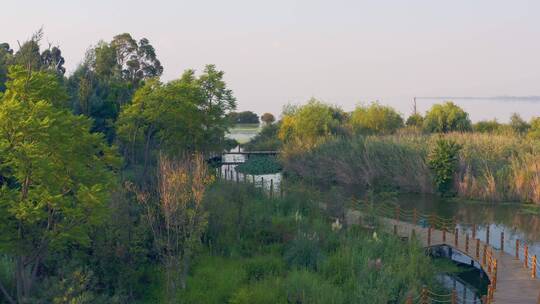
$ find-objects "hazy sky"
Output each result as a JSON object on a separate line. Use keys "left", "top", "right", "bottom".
{"left": 2, "top": 0, "right": 540, "bottom": 119}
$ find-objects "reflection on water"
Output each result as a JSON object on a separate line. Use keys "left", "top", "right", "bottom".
{"left": 397, "top": 193, "right": 540, "bottom": 274}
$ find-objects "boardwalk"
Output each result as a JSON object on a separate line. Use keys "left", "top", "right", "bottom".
{"left": 378, "top": 216, "right": 540, "bottom": 304}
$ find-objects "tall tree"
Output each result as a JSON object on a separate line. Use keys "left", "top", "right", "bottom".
{"left": 350, "top": 103, "right": 404, "bottom": 135}
{"left": 12, "top": 29, "right": 66, "bottom": 76}
{"left": 116, "top": 65, "right": 236, "bottom": 175}
{"left": 67, "top": 33, "right": 163, "bottom": 141}
{"left": 0, "top": 66, "right": 119, "bottom": 303}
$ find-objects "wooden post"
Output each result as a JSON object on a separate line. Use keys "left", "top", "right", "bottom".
{"left": 454, "top": 228, "right": 459, "bottom": 247}
{"left": 472, "top": 224, "right": 476, "bottom": 240}
{"left": 421, "top": 286, "right": 428, "bottom": 304}
{"left": 451, "top": 289, "right": 457, "bottom": 304}
{"left": 486, "top": 225, "right": 490, "bottom": 245}
{"left": 411, "top": 228, "right": 416, "bottom": 239}
{"left": 428, "top": 227, "right": 432, "bottom": 246}
{"left": 413, "top": 209, "right": 417, "bottom": 224}
{"left": 516, "top": 239, "right": 520, "bottom": 260}
{"left": 393, "top": 225, "right": 397, "bottom": 235}
{"left": 476, "top": 239, "right": 480, "bottom": 260}
{"left": 493, "top": 259, "right": 497, "bottom": 289}
{"left": 465, "top": 233, "right": 469, "bottom": 253}
{"left": 236, "top": 171, "right": 239, "bottom": 183}
{"left": 405, "top": 294, "right": 413, "bottom": 304}
{"left": 525, "top": 244, "right": 529, "bottom": 268}
{"left": 500, "top": 231, "right": 504, "bottom": 252}
{"left": 532, "top": 255, "right": 537, "bottom": 279}
{"left": 270, "top": 179, "right": 274, "bottom": 199}
{"left": 482, "top": 244, "right": 487, "bottom": 267}
{"left": 443, "top": 229, "right": 446, "bottom": 243}
{"left": 395, "top": 206, "right": 400, "bottom": 221}
{"left": 261, "top": 177, "right": 264, "bottom": 194}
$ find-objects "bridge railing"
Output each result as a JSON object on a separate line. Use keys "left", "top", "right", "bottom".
{"left": 360, "top": 201, "right": 539, "bottom": 279}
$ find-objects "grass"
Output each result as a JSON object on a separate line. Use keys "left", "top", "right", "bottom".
{"left": 168, "top": 181, "right": 442, "bottom": 303}
{"left": 282, "top": 133, "right": 540, "bottom": 204}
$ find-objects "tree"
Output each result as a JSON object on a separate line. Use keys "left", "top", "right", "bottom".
{"left": 67, "top": 33, "right": 163, "bottom": 141}
{"left": 0, "top": 43, "right": 13, "bottom": 93}
{"left": 473, "top": 120, "right": 501, "bottom": 133}
{"left": 279, "top": 99, "right": 346, "bottom": 148}
{"left": 423, "top": 102, "right": 472, "bottom": 133}
{"left": 350, "top": 103, "right": 404, "bottom": 135}
{"left": 406, "top": 113, "right": 423, "bottom": 128}
{"left": 510, "top": 113, "right": 530, "bottom": 135}
{"left": 116, "top": 65, "right": 236, "bottom": 175}
{"left": 0, "top": 66, "right": 119, "bottom": 303}
{"left": 12, "top": 29, "right": 66, "bottom": 76}
{"left": 261, "top": 112, "right": 276, "bottom": 125}
{"left": 528, "top": 117, "right": 540, "bottom": 139}
{"left": 130, "top": 154, "right": 212, "bottom": 301}
{"left": 228, "top": 111, "right": 259, "bottom": 124}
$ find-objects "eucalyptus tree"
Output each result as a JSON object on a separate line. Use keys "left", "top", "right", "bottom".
{"left": 67, "top": 33, "right": 163, "bottom": 141}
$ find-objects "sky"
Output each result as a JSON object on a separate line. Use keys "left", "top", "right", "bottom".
{"left": 2, "top": 0, "right": 540, "bottom": 120}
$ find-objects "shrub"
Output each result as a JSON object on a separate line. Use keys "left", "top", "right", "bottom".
{"left": 243, "top": 255, "right": 285, "bottom": 282}
{"left": 242, "top": 123, "right": 282, "bottom": 151}
{"left": 428, "top": 138, "right": 462, "bottom": 196}
{"left": 350, "top": 102, "right": 404, "bottom": 135}
{"left": 236, "top": 155, "right": 282, "bottom": 175}
{"left": 229, "top": 278, "right": 286, "bottom": 304}
{"left": 284, "top": 270, "right": 346, "bottom": 304}
{"left": 178, "top": 256, "right": 246, "bottom": 304}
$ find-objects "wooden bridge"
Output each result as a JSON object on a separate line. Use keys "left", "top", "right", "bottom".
{"left": 360, "top": 203, "right": 540, "bottom": 304}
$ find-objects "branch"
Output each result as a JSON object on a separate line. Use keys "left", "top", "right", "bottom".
{"left": 0, "top": 278, "right": 15, "bottom": 304}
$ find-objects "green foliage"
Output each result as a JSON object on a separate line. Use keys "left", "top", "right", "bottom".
{"left": 229, "top": 277, "right": 285, "bottom": 304}
{"left": 473, "top": 120, "right": 502, "bottom": 133}
{"left": 284, "top": 270, "right": 346, "bottom": 304}
{"left": 350, "top": 102, "right": 404, "bottom": 135}
{"left": 406, "top": 113, "right": 424, "bottom": 128}
{"left": 428, "top": 138, "right": 462, "bottom": 196}
{"left": 228, "top": 111, "right": 259, "bottom": 124}
{"left": 236, "top": 156, "right": 282, "bottom": 175}
{"left": 423, "top": 102, "right": 472, "bottom": 133}
{"left": 510, "top": 113, "right": 530, "bottom": 134}
{"left": 178, "top": 256, "right": 247, "bottom": 304}
{"left": 243, "top": 255, "right": 285, "bottom": 281}
{"left": 527, "top": 117, "right": 540, "bottom": 139}
{"left": 284, "top": 234, "right": 324, "bottom": 270}
{"left": 0, "top": 66, "right": 119, "bottom": 301}
{"left": 0, "top": 43, "right": 13, "bottom": 93}
{"left": 67, "top": 33, "right": 163, "bottom": 141}
{"left": 242, "top": 123, "right": 282, "bottom": 151}
{"left": 279, "top": 99, "right": 347, "bottom": 148}
{"left": 116, "top": 65, "right": 236, "bottom": 175}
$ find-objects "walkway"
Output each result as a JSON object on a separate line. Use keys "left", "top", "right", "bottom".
{"left": 361, "top": 203, "right": 540, "bottom": 304}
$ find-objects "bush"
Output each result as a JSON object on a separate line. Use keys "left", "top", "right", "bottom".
{"left": 242, "top": 123, "right": 282, "bottom": 151}
{"left": 236, "top": 155, "right": 282, "bottom": 175}
{"left": 284, "top": 270, "right": 346, "bottom": 304}
{"left": 350, "top": 102, "right": 404, "bottom": 135}
{"left": 428, "top": 138, "right": 462, "bottom": 196}
{"left": 178, "top": 256, "right": 246, "bottom": 304}
{"left": 244, "top": 255, "right": 285, "bottom": 281}
{"left": 423, "top": 102, "right": 472, "bottom": 133}
{"left": 229, "top": 278, "right": 285, "bottom": 304}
